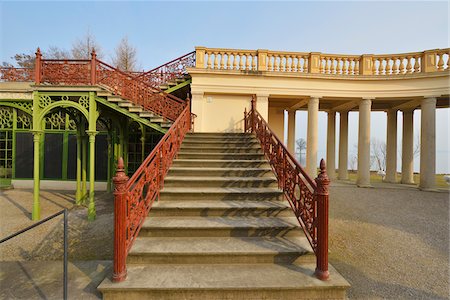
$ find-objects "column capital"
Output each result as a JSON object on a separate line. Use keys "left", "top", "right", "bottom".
{"left": 402, "top": 108, "right": 415, "bottom": 113}
{"left": 31, "top": 130, "right": 43, "bottom": 137}
{"left": 255, "top": 92, "right": 270, "bottom": 98}
{"left": 327, "top": 110, "right": 336, "bottom": 116}
{"left": 190, "top": 90, "right": 204, "bottom": 97}
{"left": 86, "top": 130, "right": 98, "bottom": 137}
{"left": 360, "top": 98, "right": 372, "bottom": 105}
{"left": 309, "top": 96, "right": 322, "bottom": 100}
{"left": 422, "top": 97, "right": 437, "bottom": 104}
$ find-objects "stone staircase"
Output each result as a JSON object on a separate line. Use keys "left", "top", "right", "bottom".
{"left": 98, "top": 132, "right": 349, "bottom": 299}
{"left": 96, "top": 90, "right": 172, "bottom": 130}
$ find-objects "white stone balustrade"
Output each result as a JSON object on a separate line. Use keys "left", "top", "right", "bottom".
{"left": 195, "top": 47, "right": 450, "bottom": 75}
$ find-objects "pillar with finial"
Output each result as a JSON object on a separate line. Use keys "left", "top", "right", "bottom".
{"left": 35, "top": 48, "right": 42, "bottom": 85}
{"left": 112, "top": 157, "right": 129, "bottom": 282}
{"left": 244, "top": 107, "right": 247, "bottom": 132}
{"left": 314, "top": 158, "right": 330, "bottom": 280}
{"left": 90, "top": 49, "right": 97, "bottom": 85}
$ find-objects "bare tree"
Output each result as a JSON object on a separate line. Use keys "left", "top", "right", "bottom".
{"left": 71, "top": 31, "right": 102, "bottom": 59}
{"left": 10, "top": 51, "right": 35, "bottom": 68}
{"left": 371, "top": 138, "right": 386, "bottom": 171}
{"left": 112, "top": 36, "right": 139, "bottom": 72}
{"left": 295, "top": 138, "right": 306, "bottom": 165}
{"left": 46, "top": 46, "right": 71, "bottom": 60}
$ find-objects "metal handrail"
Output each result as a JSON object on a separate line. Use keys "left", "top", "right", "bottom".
{"left": 0, "top": 209, "right": 68, "bottom": 299}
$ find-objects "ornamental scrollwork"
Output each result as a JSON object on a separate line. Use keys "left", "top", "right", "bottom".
{"left": 44, "top": 111, "right": 66, "bottom": 130}
{"left": 17, "top": 111, "right": 32, "bottom": 129}
{"left": 78, "top": 95, "right": 89, "bottom": 109}
{"left": 39, "top": 95, "right": 52, "bottom": 108}
{"left": 0, "top": 107, "right": 13, "bottom": 129}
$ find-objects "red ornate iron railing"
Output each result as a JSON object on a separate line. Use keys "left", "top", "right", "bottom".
{"left": 0, "top": 48, "right": 187, "bottom": 122}
{"left": 112, "top": 102, "right": 192, "bottom": 282}
{"left": 244, "top": 96, "right": 330, "bottom": 280}
{"left": 137, "top": 51, "right": 196, "bottom": 87}
{"left": 0, "top": 67, "right": 34, "bottom": 82}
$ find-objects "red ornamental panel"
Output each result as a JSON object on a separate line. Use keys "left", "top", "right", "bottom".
{"left": 112, "top": 104, "right": 191, "bottom": 282}
{"left": 41, "top": 60, "right": 91, "bottom": 85}
{"left": 0, "top": 67, "right": 34, "bottom": 82}
{"left": 244, "top": 105, "right": 318, "bottom": 251}
{"left": 138, "top": 51, "right": 196, "bottom": 87}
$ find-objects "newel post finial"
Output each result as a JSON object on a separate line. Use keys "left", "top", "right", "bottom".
{"left": 314, "top": 158, "right": 330, "bottom": 281}
{"left": 35, "top": 47, "right": 42, "bottom": 85}
{"left": 90, "top": 48, "right": 97, "bottom": 85}
{"left": 112, "top": 157, "right": 129, "bottom": 282}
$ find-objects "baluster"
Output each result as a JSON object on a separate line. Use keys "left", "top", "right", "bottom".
{"left": 319, "top": 58, "right": 324, "bottom": 73}
{"left": 372, "top": 58, "right": 378, "bottom": 75}
{"left": 286, "top": 55, "right": 292, "bottom": 72}
{"left": 219, "top": 52, "right": 225, "bottom": 70}
{"left": 437, "top": 53, "right": 444, "bottom": 71}
{"left": 239, "top": 53, "right": 244, "bottom": 70}
{"left": 388, "top": 58, "right": 394, "bottom": 74}
{"left": 331, "top": 57, "right": 337, "bottom": 74}
{"left": 349, "top": 58, "right": 355, "bottom": 75}
{"left": 336, "top": 58, "right": 342, "bottom": 74}
{"left": 405, "top": 56, "right": 412, "bottom": 73}
{"left": 252, "top": 54, "right": 257, "bottom": 70}
{"left": 227, "top": 53, "right": 233, "bottom": 70}
{"left": 303, "top": 55, "right": 308, "bottom": 73}
{"left": 274, "top": 55, "right": 280, "bottom": 71}
{"left": 280, "top": 55, "right": 286, "bottom": 72}
{"left": 385, "top": 57, "right": 392, "bottom": 75}
{"left": 394, "top": 57, "right": 400, "bottom": 74}
{"left": 233, "top": 53, "right": 239, "bottom": 70}
{"left": 414, "top": 55, "right": 420, "bottom": 73}
{"left": 292, "top": 56, "right": 298, "bottom": 72}
{"left": 213, "top": 52, "right": 219, "bottom": 69}
{"left": 399, "top": 56, "right": 405, "bottom": 74}
{"left": 206, "top": 51, "right": 212, "bottom": 69}
{"left": 244, "top": 54, "right": 250, "bottom": 71}
{"left": 343, "top": 58, "right": 349, "bottom": 75}
{"left": 268, "top": 55, "right": 273, "bottom": 71}
{"left": 354, "top": 58, "right": 360, "bottom": 74}
{"left": 324, "top": 57, "right": 330, "bottom": 74}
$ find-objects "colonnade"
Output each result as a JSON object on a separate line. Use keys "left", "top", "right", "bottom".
{"left": 266, "top": 95, "right": 438, "bottom": 190}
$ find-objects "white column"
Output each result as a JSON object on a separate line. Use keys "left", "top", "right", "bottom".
{"left": 306, "top": 97, "right": 319, "bottom": 178}
{"left": 287, "top": 110, "right": 296, "bottom": 155}
{"left": 357, "top": 98, "right": 372, "bottom": 187}
{"left": 401, "top": 109, "right": 414, "bottom": 184}
{"left": 385, "top": 109, "right": 398, "bottom": 183}
{"left": 190, "top": 90, "right": 204, "bottom": 132}
{"left": 256, "top": 93, "right": 269, "bottom": 120}
{"left": 326, "top": 111, "right": 336, "bottom": 180}
{"left": 338, "top": 111, "right": 349, "bottom": 180}
{"left": 419, "top": 97, "right": 437, "bottom": 190}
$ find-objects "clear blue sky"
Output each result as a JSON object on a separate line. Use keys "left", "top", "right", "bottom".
{"left": 1, "top": 1, "right": 449, "bottom": 173}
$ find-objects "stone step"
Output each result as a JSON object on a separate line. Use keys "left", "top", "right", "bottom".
{"left": 177, "top": 152, "right": 265, "bottom": 160}
{"left": 149, "top": 117, "right": 164, "bottom": 123}
{"left": 118, "top": 101, "right": 134, "bottom": 108}
{"left": 139, "top": 216, "right": 300, "bottom": 237}
{"left": 128, "top": 106, "right": 143, "bottom": 113}
{"left": 98, "top": 263, "right": 350, "bottom": 300}
{"left": 186, "top": 132, "right": 253, "bottom": 137}
{"left": 180, "top": 145, "right": 262, "bottom": 153}
{"left": 171, "top": 159, "right": 270, "bottom": 168}
{"left": 150, "top": 200, "right": 292, "bottom": 217}
{"left": 168, "top": 167, "right": 274, "bottom": 177}
{"left": 163, "top": 176, "right": 278, "bottom": 188}
{"left": 183, "top": 137, "right": 258, "bottom": 144}
{"left": 127, "top": 236, "right": 314, "bottom": 264}
{"left": 139, "top": 112, "right": 156, "bottom": 118}
{"left": 160, "top": 187, "right": 283, "bottom": 201}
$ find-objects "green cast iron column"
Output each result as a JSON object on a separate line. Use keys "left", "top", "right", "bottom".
{"left": 75, "top": 129, "right": 82, "bottom": 204}
{"left": 87, "top": 131, "right": 97, "bottom": 220}
{"left": 140, "top": 125, "right": 146, "bottom": 162}
{"left": 32, "top": 131, "right": 41, "bottom": 220}
{"left": 87, "top": 91, "right": 98, "bottom": 221}
{"left": 106, "top": 134, "right": 112, "bottom": 193}
{"left": 82, "top": 132, "right": 87, "bottom": 200}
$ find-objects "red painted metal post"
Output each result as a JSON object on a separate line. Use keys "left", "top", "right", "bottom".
{"left": 35, "top": 48, "right": 42, "bottom": 85}
{"left": 112, "top": 157, "right": 129, "bottom": 282}
{"left": 314, "top": 159, "right": 330, "bottom": 280}
{"left": 244, "top": 107, "right": 247, "bottom": 132}
{"left": 90, "top": 50, "right": 97, "bottom": 85}
{"left": 251, "top": 95, "right": 256, "bottom": 132}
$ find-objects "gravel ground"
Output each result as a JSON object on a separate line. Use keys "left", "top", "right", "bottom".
{"left": 329, "top": 183, "right": 449, "bottom": 299}
{"left": 1, "top": 185, "right": 449, "bottom": 299}
{"left": 0, "top": 189, "right": 113, "bottom": 261}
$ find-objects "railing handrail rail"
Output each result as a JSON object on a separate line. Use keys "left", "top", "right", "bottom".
{"left": 0, "top": 209, "right": 66, "bottom": 244}
{"left": 252, "top": 109, "right": 317, "bottom": 189}
{"left": 126, "top": 104, "right": 190, "bottom": 187}
{"left": 42, "top": 59, "right": 90, "bottom": 62}
{"left": 138, "top": 51, "right": 196, "bottom": 77}
{"left": 96, "top": 59, "right": 187, "bottom": 105}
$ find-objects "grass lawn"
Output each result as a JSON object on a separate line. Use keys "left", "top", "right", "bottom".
{"left": 337, "top": 171, "right": 449, "bottom": 188}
